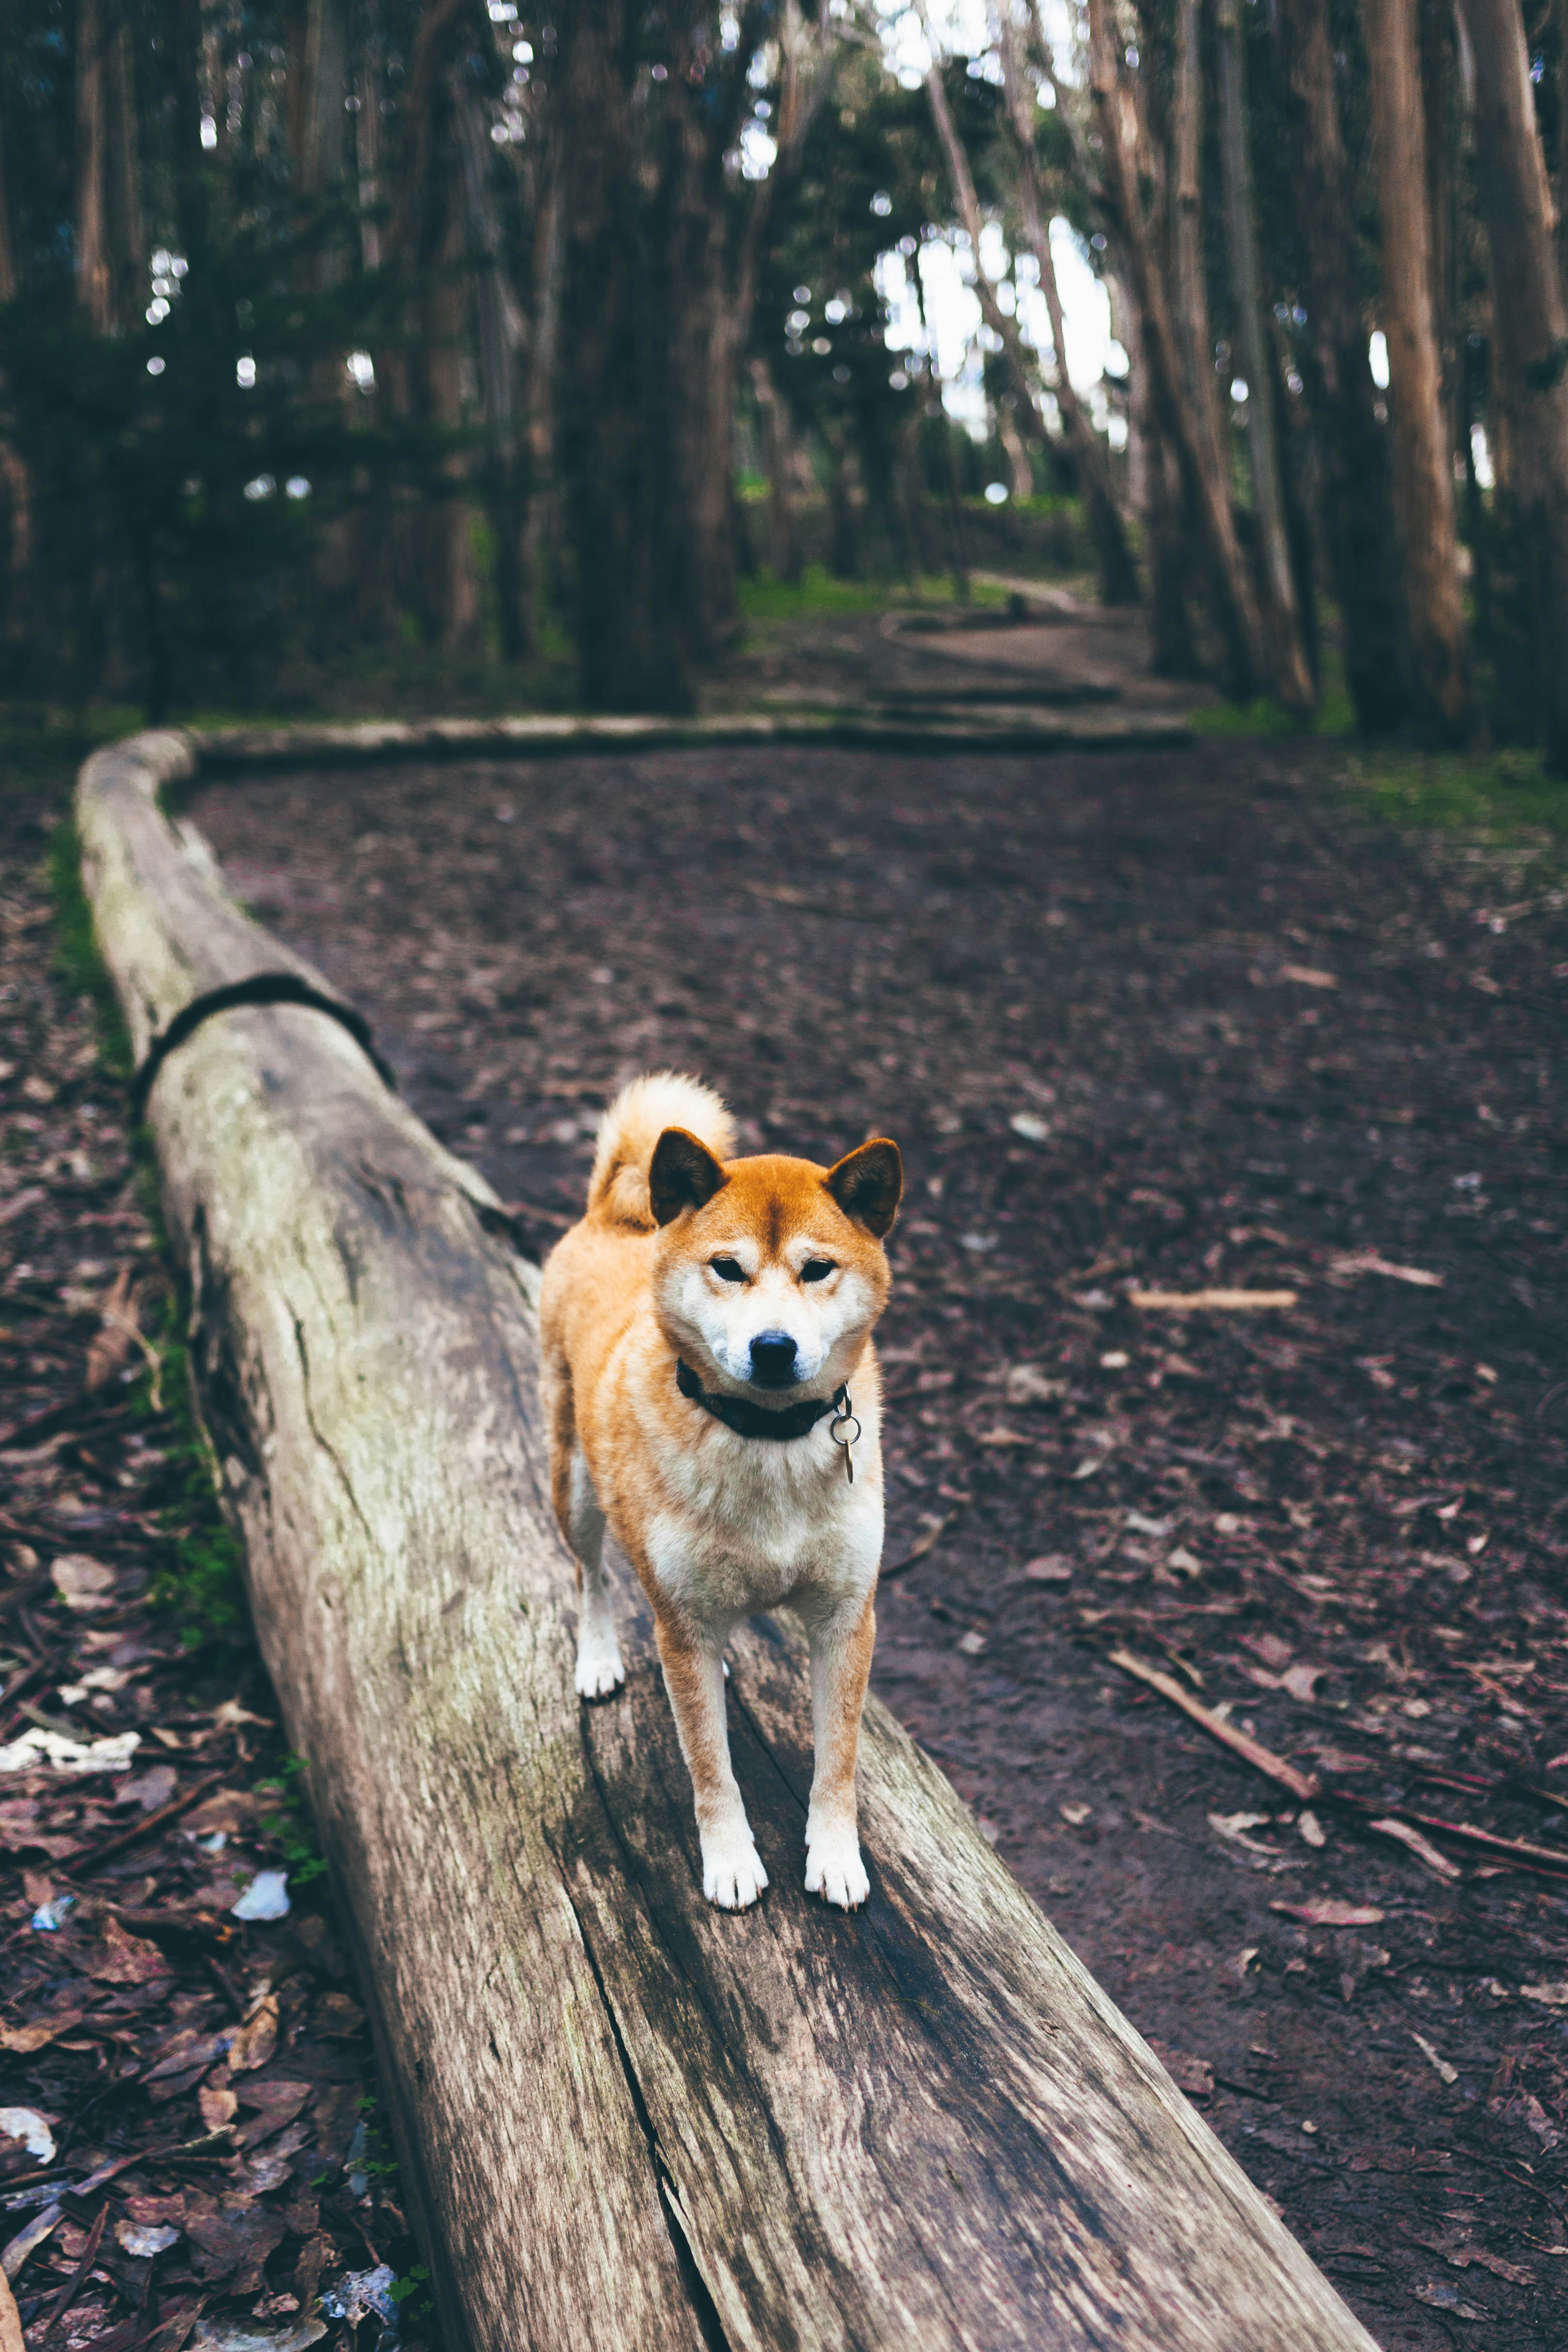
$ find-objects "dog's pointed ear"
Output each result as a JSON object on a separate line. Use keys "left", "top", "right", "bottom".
{"left": 825, "top": 1138, "right": 902, "bottom": 1238}
{"left": 649, "top": 1127, "right": 728, "bottom": 1226}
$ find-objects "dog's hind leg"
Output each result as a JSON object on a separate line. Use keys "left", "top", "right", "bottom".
{"left": 542, "top": 1350, "right": 624, "bottom": 1701}
{"left": 565, "top": 1447, "right": 623, "bottom": 1699}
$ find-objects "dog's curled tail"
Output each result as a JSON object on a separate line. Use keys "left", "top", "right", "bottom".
{"left": 587, "top": 1071, "right": 737, "bottom": 1229}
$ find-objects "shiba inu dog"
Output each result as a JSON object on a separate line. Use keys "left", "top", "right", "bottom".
{"left": 538, "top": 1072, "right": 902, "bottom": 1912}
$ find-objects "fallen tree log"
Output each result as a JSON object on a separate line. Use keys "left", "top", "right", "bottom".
{"left": 78, "top": 729, "right": 1377, "bottom": 2352}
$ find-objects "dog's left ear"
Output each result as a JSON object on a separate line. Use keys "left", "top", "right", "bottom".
{"left": 825, "top": 1138, "right": 902, "bottom": 1238}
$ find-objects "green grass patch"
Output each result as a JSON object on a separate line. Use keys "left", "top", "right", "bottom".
{"left": 737, "top": 564, "right": 1007, "bottom": 626}
{"left": 256, "top": 1754, "right": 330, "bottom": 1888}
{"left": 1345, "top": 744, "right": 1568, "bottom": 845}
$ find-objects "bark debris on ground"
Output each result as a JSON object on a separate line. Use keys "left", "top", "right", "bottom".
{"left": 0, "top": 835, "right": 432, "bottom": 2351}
{"left": 188, "top": 733, "right": 1568, "bottom": 2352}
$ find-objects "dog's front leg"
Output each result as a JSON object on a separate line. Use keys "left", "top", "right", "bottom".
{"left": 655, "top": 1614, "right": 768, "bottom": 1911}
{"left": 802, "top": 1593, "right": 875, "bottom": 1909}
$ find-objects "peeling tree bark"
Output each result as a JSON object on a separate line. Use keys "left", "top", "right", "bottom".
{"left": 79, "top": 727, "right": 1382, "bottom": 2352}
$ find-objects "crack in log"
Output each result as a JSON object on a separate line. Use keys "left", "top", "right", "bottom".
{"left": 131, "top": 972, "right": 398, "bottom": 1114}
{"left": 290, "top": 1315, "right": 373, "bottom": 1541}
{"left": 545, "top": 1840, "right": 736, "bottom": 2352}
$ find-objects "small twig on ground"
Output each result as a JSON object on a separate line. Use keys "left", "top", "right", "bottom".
{"left": 62, "top": 1769, "right": 227, "bottom": 1875}
{"left": 33, "top": 2201, "right": 105, "bottom": 2343}
{"left": 1107, "top": 1647, "right": 1321, "bottom": 1800}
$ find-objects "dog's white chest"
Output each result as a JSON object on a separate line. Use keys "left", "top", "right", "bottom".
{"left": 643, "top": 1427, "right": 881, "bottom": 1621}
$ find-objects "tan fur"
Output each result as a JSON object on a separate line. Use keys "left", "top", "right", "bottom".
{"left": 539, "top": 1071, "right": 900, "bottom": 1910}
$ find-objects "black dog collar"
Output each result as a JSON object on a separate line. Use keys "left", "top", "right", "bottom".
{"left": 675, "top": 1357, "right": 847, "bottom": 1443}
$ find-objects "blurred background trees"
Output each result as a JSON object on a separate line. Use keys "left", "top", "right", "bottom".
{"left": 0, "top": 0, "right": 1564, "bottom": 763}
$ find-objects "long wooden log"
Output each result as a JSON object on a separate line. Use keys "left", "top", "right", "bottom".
{"left": 78, "top": 730, "right": 1377, "bottom": 2352}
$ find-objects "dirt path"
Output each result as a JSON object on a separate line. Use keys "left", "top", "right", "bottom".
{"left": 194, "top": 736, "right": 1568, "bottom": 2350}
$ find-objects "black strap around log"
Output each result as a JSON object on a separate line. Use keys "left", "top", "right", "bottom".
{"left": 130, "top": 972, "right": 398, "bottom": 1117}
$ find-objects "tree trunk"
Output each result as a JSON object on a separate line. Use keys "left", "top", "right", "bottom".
{"left": 1169, "top": 0, "right": 1228, "bottom": 499}
{"left": 556, "top": 0, "right": 690, "bottom": 709}
{"left": 78, "top": 724, "right": 1382, "bottom": 2352}
{"left": 1361, "top": 0, "right": 1475, "bottom": 737}
{"left": 1214, "top": 0, "right": 1316, "bottom": 714}
{"left": 1459, "top": 0, "right": 1568, "bottom": 771}
{"left": 937, "top": 48, "right": 1140, "bottom": 607}
{"left": 1275, "top": 0, "right": 1408, "bottom": 731}
{"left": 1084, "top": 0, "right": 1266, "bottom": 695}
{"left": 75, "top": 0, "right": 114, "bottom": 331}
{"left": 750, "top": 357, "right": 802, "bottom": 583}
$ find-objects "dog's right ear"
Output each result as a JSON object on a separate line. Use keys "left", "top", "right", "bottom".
{"left": 649, "top": 1128, "right": 727, "bottom": 1226}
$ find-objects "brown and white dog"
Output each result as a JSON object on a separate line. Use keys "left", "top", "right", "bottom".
{"left": 538, "top": 1072, "right": 902, "bottom": 1912}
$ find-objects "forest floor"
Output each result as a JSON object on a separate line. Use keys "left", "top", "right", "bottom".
{"left": 186, "top": 717, "right": 1568, "bottom": 2352}
{"left": 4, "top": 602, "right": 1568, "bottom": 2349}
{"left": 0, "top": 815, "right": 432, "bottom": 2344}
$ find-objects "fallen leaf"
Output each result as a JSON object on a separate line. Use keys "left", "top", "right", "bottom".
{"left": 231, "top": 1869, "right": 290, "bottom": 1923}
{"left": 1021, "top": 1555, "right": 1073, "bottom": 1584}
{"left": 1270, "top": 1900, "right": 1386, "bottom": 1927}
{"left": 227, "top": 1993, "right": 280, "bottom": 2073}
{"left": 49, "top": 1553, "right": 117, "bottom": 1610}
{"left": 1241, "top": 1632, "right": 1293, "bottom": 1672}
{"left": 1411, "top": 2280, "right": 1484, "bottom": 2318}
{"left": 84, "top": 1916, "right": 171, "bottom": 1986}
{"left": 0, "top": 2110, "right": 54, "bottom": 2163}
{"left": 1297, "top": 1809, "right": 1326, "bottom": 1849}
{"left": 1520, "top": 1980, "right": 1568, "bottom": 2007}
{"left": 1166, "top": 1546, "right": 1202, "bottom": 1577}
{"left": 1059, "top": 1801, "right": 1092, "bottom": 1826}
{"left": 1369, "top": 1817, "right": 1461, "bottom": 1880}
{"left": 85, "top": 1267, "right": 139, "bottom": 1393}
{"left": 321, "top": 2263, "right": 396, "bottom": 2326}
{"left": 185, "top": 2208, "right": 288, "bottom": 2294}
{"left": 1209, "top": 1811, "right": 1278, "bottom": 1856}
{"left": 0, "top": 1725, "right": 141, "bottom": 1776}
{"left": 1411, "top": 2031, "right": 1458, "bottom": 2086}
{"left": 0, "top": 2012, "right": 84, "bottom": 2055}
{"left": 1281, "top": 1662, "right": 1324, "bottom": 1703}
{"left": 1005, "top": 1364, "right": 1066, "bottom": 1406}
{"left": 199, "top": 2085, "right": 238, "bottom": 2132}
{"left": 1147, "top": 2039, "right": 1214, "bottom": 2099}
{"left": 114, "top": 1766, "right": 178, "bottom": 1814}
{"left": 0, "top": 2200, "right": 61, "bottom": 2283}
{"left": 116, "top": 2219, "right": 181, "bottom": 2257}
{"left": 311, "top": 1993, "right": 364, "bottom": 2039}
{"left": 1009, "top": 1112, "right": 1050, "bottom": 1143}
{"left": 1330, "top": 1250, "right": 1443, "bottom": 1289}
{"left": 974, "top": 1426, "right": 1030, "bottom": 1448}
{"left": 1279, "top": 963, "right": 1338, "bottom": 988}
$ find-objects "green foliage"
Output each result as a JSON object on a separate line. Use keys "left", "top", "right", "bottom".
{"left": 256, "top": 1754, "right": 329, "bottom": 1889}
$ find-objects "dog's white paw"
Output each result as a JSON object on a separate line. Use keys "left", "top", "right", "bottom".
{"left": 805, "top": 1826, "right": 869, "bottom": 1911}
{"left": 702, "top": 1827, "right": 768, "bottom": 1911}
{"left": 575, "top": 1642, "right": 625, "bottom": 1701}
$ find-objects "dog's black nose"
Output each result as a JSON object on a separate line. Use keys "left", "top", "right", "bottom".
{"left": 749, "top": 1331, "right": 799, "bottom": 1386}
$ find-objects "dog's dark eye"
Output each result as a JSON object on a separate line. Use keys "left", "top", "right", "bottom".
{"left": 801, "top": 1258, "right": 835, "bottom": 1284}
{"left": 710, "top": 1256, "right": 747, "bottom": 1283}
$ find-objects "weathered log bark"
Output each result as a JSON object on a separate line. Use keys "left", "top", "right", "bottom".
{"left": 78, "top": 727, "right": 1380, "bottom": 2352}
{"left": 1361, "top": 0, "right": 1476, "bottom": 739}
